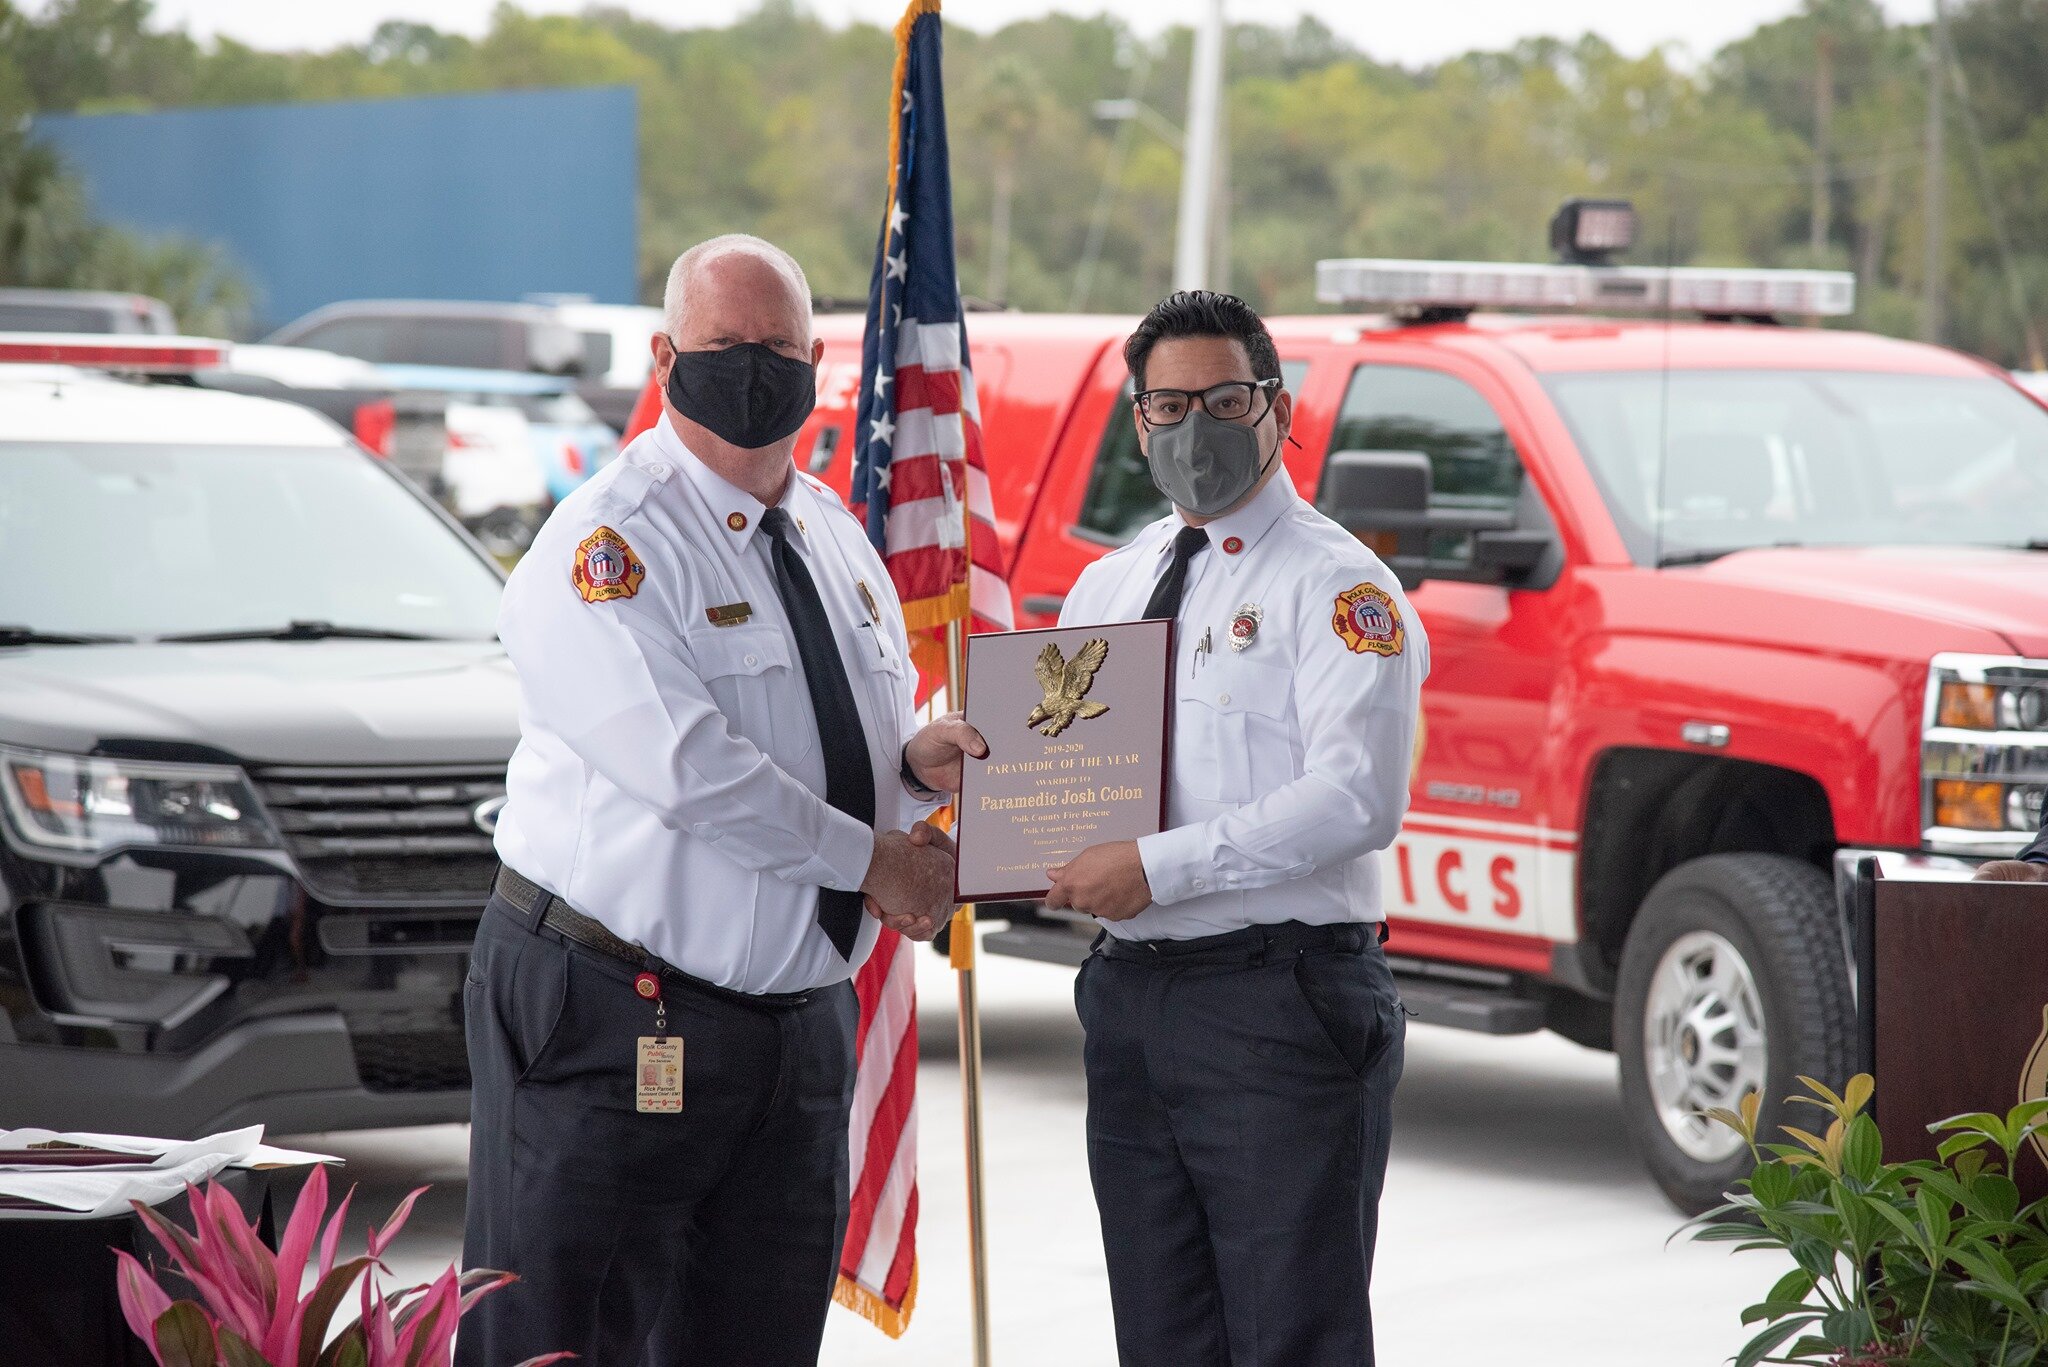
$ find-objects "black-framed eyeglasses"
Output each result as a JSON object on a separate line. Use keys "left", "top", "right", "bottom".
{"left": 1134, "top": 377, "right": 1280, "bottom": 429}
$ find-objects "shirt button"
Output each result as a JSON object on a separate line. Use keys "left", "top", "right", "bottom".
{"left": 648, "top": 462, "right": 669, "bottom": 477}
{"left": 1192, "top": 878, "right": 1207, "bottom": 890}
{"left": 1218, "top": 692, "right": 1231, "bottom": 705}
{"left": 743, "top": 653, "right": 759, "bottom": 667}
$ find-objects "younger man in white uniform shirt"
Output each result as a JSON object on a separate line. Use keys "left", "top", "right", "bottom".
{"left": 1048, "top": 291, "right": 1427, "bottom": 1367}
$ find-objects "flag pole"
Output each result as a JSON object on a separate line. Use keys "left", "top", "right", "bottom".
{"left": 946, "top": 616, "right": 994, "bottom": 1366}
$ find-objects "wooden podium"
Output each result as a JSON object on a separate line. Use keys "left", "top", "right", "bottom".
{"left": 1851, "top": 865, "right": 2048, "bottom": 1201}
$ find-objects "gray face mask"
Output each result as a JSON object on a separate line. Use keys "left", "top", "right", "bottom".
{"left": 1144, "top": 407, "right": 1278, "bottom": 517}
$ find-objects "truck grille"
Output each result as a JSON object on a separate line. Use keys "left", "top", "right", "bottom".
{"left": 255, "top": 765, "right": 505, "bottom": 906}
{"left": 351, "top": 1029, "right": 471, "bottom": 1093}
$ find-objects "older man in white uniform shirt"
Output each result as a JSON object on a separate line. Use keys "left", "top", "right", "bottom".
{"left": 459, "top": 234, "right": 978, "bottom": 1367}
{"left": 1048, "top": 291, "right": 1428, "bottom": 1367}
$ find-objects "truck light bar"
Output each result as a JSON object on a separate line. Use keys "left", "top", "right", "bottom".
{"left": 0, "top": 332, "right": 230, "bottom": 372}
{"left": 1314, "top": 259, "right": 1856, "bottom": 319}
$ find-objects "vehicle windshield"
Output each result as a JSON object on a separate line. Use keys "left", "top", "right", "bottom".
{"left": 0, "top": 442, "right": 504, "bottom": 639}
{"left": 1542, "top": 369, "right": 2048, "bottom": 564}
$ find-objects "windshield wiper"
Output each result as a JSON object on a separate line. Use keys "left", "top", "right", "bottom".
{"left": 1658, "top": 540, "right": 1804, "bottom": 568}
{"left": 0, "top": 626, "right": 134, "bottom": 646}
{"left": 1659, "top": 547, "right": 1744, "bottom": 567}
{"left": 155, "top": 620, "right": 443, "bottom": 644}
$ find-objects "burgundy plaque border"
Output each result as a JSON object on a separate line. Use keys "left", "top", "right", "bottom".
{"left": 1871, "top": 876, "right": 2048, "bottom": 1205}
{"left": 953, "top": 617, "right": 1175, "bottom": 903}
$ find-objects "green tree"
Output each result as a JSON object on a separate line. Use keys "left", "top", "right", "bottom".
{"left": 3, "top": 0, "right": 2045, "bottom": 362}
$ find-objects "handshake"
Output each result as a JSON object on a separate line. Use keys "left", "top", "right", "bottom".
{"left": 858, "top": 712, "right": 987, "bottom": 941}
{"left": 861, "top": 822, "right": 958, "bottom": 941}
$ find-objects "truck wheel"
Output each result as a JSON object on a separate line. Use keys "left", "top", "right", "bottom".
{"left": 1613, "top": 853, "right": 1851, "bottom": 1215}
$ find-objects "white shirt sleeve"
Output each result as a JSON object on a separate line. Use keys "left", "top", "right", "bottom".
{"left": 1137, "top": 563, "right": 1426, "bottom": 905}
{"left": 499, "top": 515, "right": 874, "bottom": 893}
{"left": 885, "top": 622, "right": 947, "bottom": 831}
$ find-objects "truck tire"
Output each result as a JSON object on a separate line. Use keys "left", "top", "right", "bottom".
{"left": 1613, "top": 853, "right": 1851, "bottom": 1215}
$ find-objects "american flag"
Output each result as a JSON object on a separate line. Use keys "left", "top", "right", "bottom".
{"left": 850, "top": 0, "right": 1014, "bottom": 669}
{"left": 835, "top": 926, "right": 922, "bottom": 1334}
{"left": 836, "top": 0, "right": 1011, "bottom": 1338}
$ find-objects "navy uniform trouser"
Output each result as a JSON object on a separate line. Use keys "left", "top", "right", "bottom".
{"left": 1075, "top": 921, "right": 1406, "bottom": 1367}
{"left": 456, "top": 895, "right": 858, "bottom": 1367}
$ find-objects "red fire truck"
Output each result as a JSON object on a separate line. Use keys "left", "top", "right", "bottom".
{"left": 629, "top": 213, "right": 2048, "bottom": 1211}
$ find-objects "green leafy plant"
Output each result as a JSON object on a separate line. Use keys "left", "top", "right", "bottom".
{"left": 112, "top": 1165, "right": 571, "bottom": 1367}
{"left": 1688, "top": 1075, "right": 2048, "bottom": 1367}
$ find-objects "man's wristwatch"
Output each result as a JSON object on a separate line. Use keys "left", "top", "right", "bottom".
{"left": 901, "top": 747, "right": 942, "bottom": 801}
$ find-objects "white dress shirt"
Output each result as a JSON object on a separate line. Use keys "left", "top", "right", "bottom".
{"left": 493, "top": 414, "right": 936, "bottom": 993}
{"left": 1058, "top": 471, "right": 1429, "bottom": 941}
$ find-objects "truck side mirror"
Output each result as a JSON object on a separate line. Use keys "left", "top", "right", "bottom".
{"left": 1318, "top": 449, "right": 1562, "bottom": 590}
{"left": 1317, "top": 450, "right": 1433, "bottom": 588}
{"left": 1321, "top": 449, "right": 1431, "bottom": 523}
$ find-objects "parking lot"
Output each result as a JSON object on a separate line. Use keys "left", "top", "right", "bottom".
{"left": 285, "top": 933, "right": 1766, "bottom": 1366}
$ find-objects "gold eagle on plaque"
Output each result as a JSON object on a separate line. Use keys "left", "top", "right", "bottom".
{"left": 1027, "top": 638, "right": 1111, "bottom": 737}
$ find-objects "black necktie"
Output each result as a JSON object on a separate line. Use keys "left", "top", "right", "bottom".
{"left": 760, "top": 507, "right": 874, "bottom": 960}
{"left": 1143, "top": 525, "right": 1211, "bottom": 621}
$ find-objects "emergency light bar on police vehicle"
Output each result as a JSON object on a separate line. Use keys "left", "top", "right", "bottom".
{"left": 0, "top": 331, "right": 230, "bottom": 372}
{"left": 1314, "top": 258, "right": 1856, "bottom": 319}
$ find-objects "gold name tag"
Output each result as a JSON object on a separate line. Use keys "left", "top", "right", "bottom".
{"left": 635, "top": 1036, "right": 683, "bottom": 1113}
{"left": 704, "top": 602, "right": 752, "bottom": 628}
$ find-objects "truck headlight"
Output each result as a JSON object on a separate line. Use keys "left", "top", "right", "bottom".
{"left": 1923, "top": 655, "right": 2048, "bottom": 856}
{"left": 0, "top": 745, "right": 278, "bottom": 856}
{"left": 1935, "top": 678, "right": 2048, "bottom": 731}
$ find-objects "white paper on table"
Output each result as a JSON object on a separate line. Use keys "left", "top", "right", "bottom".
{"left": 0, "top": 1125, "right": 341, "bottom": 1221}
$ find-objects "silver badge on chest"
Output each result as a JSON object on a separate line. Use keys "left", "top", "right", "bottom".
{"left": 1228, "top": 603, "right": 1263, "bottom": 652}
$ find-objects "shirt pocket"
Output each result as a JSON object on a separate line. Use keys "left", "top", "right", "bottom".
{"left": 688, "top": 624, "right": 811, "bottom": 769}
{"left": 858, "top": 622, "right": 909, "bottom": 685}
{"left": 1174, "top": 656, "right": 1292, "bottom": 802}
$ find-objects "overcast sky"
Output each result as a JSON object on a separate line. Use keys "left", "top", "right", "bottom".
{"left": 80, "top": 0, "right": 1938, "bottom": 68}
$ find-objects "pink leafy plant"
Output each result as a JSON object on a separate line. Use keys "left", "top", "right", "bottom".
{"left": 111, "top": 1166, "right": 570, "bottom": 1367}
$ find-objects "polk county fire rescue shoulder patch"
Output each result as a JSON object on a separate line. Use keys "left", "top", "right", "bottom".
{"left": 572, "top": 526, "right": 646, "bottom": 604}
{"left": 1332, "top": 581, "right": 1404, "bottom": 656}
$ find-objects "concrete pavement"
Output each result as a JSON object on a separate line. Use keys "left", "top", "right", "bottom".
{"left": 284, "top": 932, "right": 1769, "bottom": 1365}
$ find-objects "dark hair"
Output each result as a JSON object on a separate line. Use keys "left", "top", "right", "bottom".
{"left": 1123, "top": 290, "right": 1282, "bottom": 391}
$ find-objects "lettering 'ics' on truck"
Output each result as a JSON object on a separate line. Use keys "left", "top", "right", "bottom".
{"left": 624, "top": 202, "right": 2048, "bottom": 1213}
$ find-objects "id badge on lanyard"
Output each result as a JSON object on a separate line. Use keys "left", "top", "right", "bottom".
{"left": 633, "top": 967, "right": 683, "bottom": 1114}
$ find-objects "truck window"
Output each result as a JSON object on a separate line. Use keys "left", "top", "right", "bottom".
{"left": 0, "top": 302, "right": 115, "bottom": 332}
{"left": 1077, "top": 360, "right": 1310, "bottom": 544}
{"left": 385, "top": 317, "right": 512, "bottom": 370}
{"left": 1330, "top": 364, "right": 1522, "bottom": 512}
{"left": 292, "top": 317, "right": 390, "bottom": 362}
{"left": 1328, "top": 364, "right": 1524, "bottom": 563}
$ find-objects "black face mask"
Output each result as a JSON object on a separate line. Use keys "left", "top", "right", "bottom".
{"left": 664, "top": 341, "right": 817, "bottom": 450}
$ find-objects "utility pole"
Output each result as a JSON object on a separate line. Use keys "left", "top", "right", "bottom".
{"left": 1210, "top": 93, "right": 1231, "bottom": 292}
{"left": 1173, "top": 0, "right": 1224, "bottom": 292}
{"left": 1811, "top": 30, "right": 1833, "bottom": 257}
{"left": 1921, "top": 0, "right": 1947, "bottom": 343}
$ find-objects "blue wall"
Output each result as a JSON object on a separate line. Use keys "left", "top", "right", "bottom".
{"left": 35, "top": 86, "right": 638, "bottom": 333}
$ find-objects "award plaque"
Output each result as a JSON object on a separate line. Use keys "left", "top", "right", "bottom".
{"left": 955, "top": 618, "right": 1173, "bottom": 902}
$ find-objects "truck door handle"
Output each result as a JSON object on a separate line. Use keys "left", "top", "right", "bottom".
{"left": 1021, "top": 594, "right": 1066, "bottom": 617}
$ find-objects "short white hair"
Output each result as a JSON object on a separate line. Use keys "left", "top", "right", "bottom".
{"left": 661, "top": 234, "right": 813, "bottom": 340}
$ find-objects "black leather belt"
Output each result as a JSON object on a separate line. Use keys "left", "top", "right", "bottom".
{"left": 1094, "top": 918, "right": 1381, "bottom": 968}
{"left": 490, "top": 865, "right": 814, "bottom": 1010}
